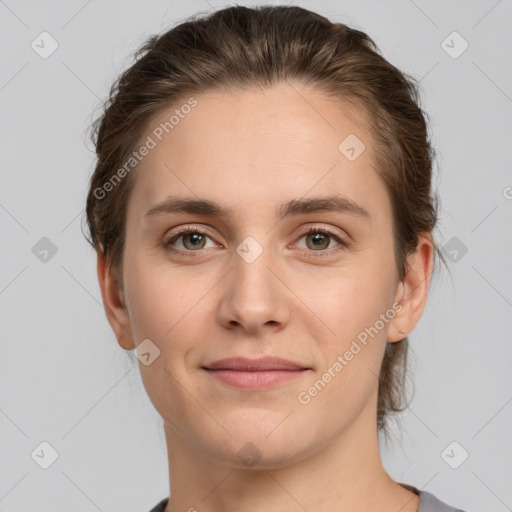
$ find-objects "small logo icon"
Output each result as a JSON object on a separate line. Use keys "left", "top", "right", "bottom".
{"left": 31, "top": 31, "right": 59, "bottom": 59}
{"left": 32, "top": 237, "right": 58, "bottom": 263}
{"left": 442, "top": 236, "right": 468, "bottom": 263}
{"left": 441, "top": 31, "right": 469, "bottom": 59}
{"left": 441, "top": 441, "right": 469, "bottom": 469}
{"left": 31, "top": 441, "right": 59, "bottom": 469}
{"left": 236, "top": 236, "right": 263, "bottom": 263}
{"left": 236, "top": 442, "right": 262, "bottom": 467}
{"left": 134, "top": 338, "right": 161, "bottom": 366}
{"left": 338, "top": 134, "right": 366, "bottom": 161}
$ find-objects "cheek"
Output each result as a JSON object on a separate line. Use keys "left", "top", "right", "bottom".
{"left": 124, "top": 262, "right": 206, "bottom": 420}
{"left": 296, "top": 262, "right": 394, "bottom": 403}
{"left": 300, "top": 276, "right": 390, "bottom": 415}
{"left": 124, "top": 254, "right": 201, "bottom": 343}
{"left": 317, "top": 288, "right": 388, "bottom": 376}
{"left": 304, "top": 265, "right": 394, "bottom": 340}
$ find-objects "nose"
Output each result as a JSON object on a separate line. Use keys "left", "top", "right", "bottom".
{"left": 216, "top": 239, "right": 291, "bottom": 335}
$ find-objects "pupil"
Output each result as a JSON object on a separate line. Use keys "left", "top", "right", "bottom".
{"left": 185, "top": 233, "right": 204, "bottom": 249}
{"left": 310, "top": 233, "right": 328, "bottom": 249}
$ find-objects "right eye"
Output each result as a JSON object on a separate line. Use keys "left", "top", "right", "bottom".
{"left": 163, "top": 226, "right": 218, "bottom": 254}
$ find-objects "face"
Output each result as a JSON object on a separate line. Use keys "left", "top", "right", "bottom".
{"left": 99, "top": 83, "right": 430, "bottom": 469}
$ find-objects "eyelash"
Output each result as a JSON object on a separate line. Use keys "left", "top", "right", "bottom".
{"left": 163, "top": 225, "right": 349, "bottom": 259}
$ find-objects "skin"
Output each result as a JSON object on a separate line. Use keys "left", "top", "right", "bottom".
{"left": 97, "top": 82, "right": 433, "bottom": 512}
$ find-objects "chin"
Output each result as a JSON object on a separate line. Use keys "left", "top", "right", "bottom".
{"left": 197, "top": 423, "right": 315, "bottom": 470}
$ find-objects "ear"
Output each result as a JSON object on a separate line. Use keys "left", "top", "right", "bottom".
{"left": 96, "top": 249, "right": 135, "bottom": 350}
{"left": 387, "top": 232, "right": 434, "bottom": 342}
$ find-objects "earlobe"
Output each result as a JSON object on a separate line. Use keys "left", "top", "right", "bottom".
{"left": 96, "top": 250, "right": 135, "bottom": 351}
{"left": 387, "top": 233, "right": 434, "bottom": 343}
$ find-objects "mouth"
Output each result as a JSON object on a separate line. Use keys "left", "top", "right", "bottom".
{"left": 202, "top": 356, "right": 311, "bottom": 390}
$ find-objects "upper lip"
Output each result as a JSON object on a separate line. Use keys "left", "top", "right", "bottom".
{"left": 203, "top": 356, "right": 309, "bottom": 371}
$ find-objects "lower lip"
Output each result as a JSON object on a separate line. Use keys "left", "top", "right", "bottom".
{"left": 204, "top": 369, "right": 308, "bottom": 389}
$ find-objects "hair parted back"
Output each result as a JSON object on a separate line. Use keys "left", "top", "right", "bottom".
{"left": 84, "top": 4, "right": 445, "bottom": 438}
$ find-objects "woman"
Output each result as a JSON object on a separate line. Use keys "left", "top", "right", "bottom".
{"left": 85, "top": 5, "right": 467, "bottom": 512}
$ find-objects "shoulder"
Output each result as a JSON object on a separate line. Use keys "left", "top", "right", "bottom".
{"left": 147, "top": 497, "right": 169, "bottom": 512}
{"left": 147, "top": 491, "right": 469, "bottom": 512}
{"left": 418, "top": 489, "right": 467, "bottom": 512}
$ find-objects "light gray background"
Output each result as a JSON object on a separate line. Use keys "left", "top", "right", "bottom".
{"left": 1, "top": 1, "right": 511, "bottom": 511}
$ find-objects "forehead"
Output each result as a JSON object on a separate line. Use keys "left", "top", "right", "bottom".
{"left": 126, "top": 83, "right": 390, "bottom": 226}
{"left": 145, "top": 84, "right": 371, "bottom": 165}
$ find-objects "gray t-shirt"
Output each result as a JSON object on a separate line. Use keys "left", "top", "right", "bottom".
{"left": 401, "top": 483, "right": 467, "bottom": 511}
{"left": 148, "top": 484, "right": 467, "bottom": 512}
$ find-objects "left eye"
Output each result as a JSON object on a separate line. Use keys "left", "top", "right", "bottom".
{"left": 295, "top": 227, "right": 347, "bottom": 252}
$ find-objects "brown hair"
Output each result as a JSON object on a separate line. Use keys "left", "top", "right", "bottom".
{"left": 84, "top": 5, "right": 446, "bottom": 438}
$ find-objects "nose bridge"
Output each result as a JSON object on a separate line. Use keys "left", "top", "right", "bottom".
{"left": 219, "top": 230, "right": 288, "bottom": 330}
{"left": 232, "top": 232, "right": 278, "bottom": 299}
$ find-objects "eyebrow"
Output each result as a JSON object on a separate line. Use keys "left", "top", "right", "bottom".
{"left": 143, "top": 194, "right": 372, "bottom": 224}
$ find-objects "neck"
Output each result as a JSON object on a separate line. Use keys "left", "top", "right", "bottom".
{"left": 162, "top": 400, "right": 419, "bottom": 512}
